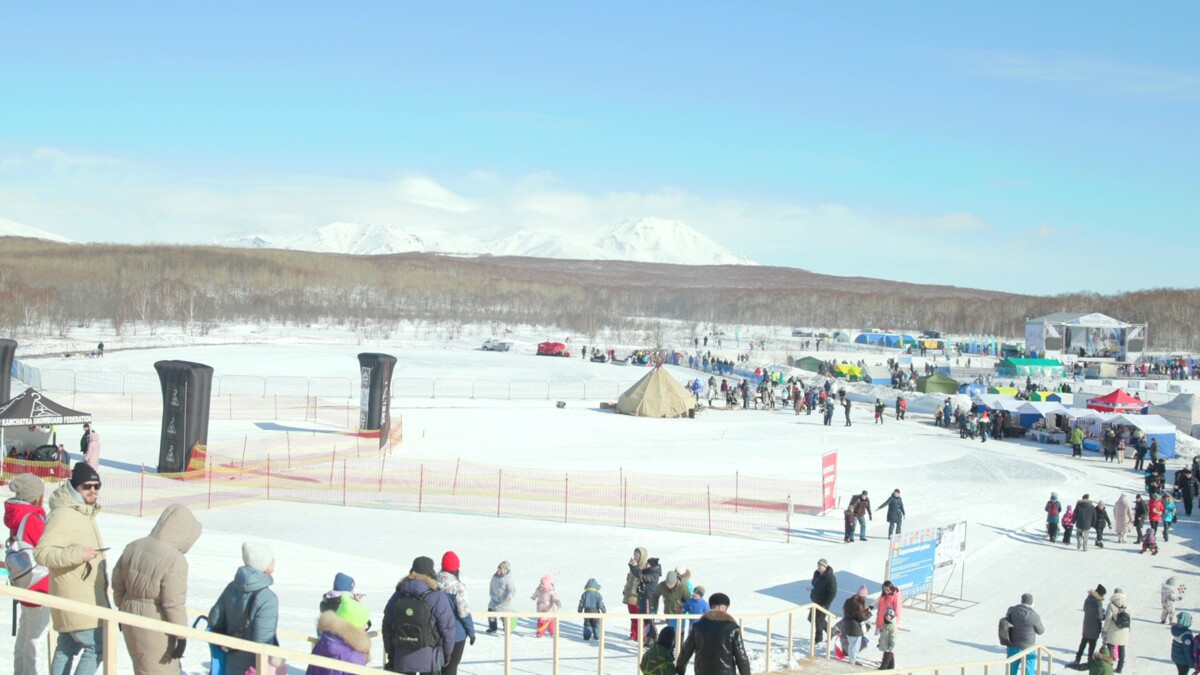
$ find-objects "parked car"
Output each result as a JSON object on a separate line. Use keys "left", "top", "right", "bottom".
{"left": 482, "top": 338, "right": 511, "bottom": 352}
{"left": 537, "top": 341, "right": 569, "bottom": 357}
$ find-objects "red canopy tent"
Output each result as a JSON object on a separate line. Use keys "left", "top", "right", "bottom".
{"left": 1086, "top": 389, "right": 1149, "bottom": 413}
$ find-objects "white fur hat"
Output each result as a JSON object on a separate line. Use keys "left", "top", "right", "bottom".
{"left": 242, "top": 542, "right": 274, "bottom": 573}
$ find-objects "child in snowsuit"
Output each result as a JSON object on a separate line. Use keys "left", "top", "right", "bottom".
{"left": 680, "top": 586, "right": 709, "bottom": 641}
{"left": 844, "top": 508, "right": 855, "bottom": 543}
{"left": 577, "top": 578, "right": 606, "bottom": 641}
{"left": 1162, "top": 576, "right": 1184, "bottom": 625}
{"left": 532, "top": 574, "right": 562, "bottom": 636}
{"left": 1141, "top": 528, "right": 1159, "bottom": 555}
{"left": 878, "top": 607, "right": 897, "bottom": 670}
{"left": 1062, "top": 505, "right": 1075, "bottom": 545}
{"left": 639, "top": 625, "right": 675, "bottom": 675}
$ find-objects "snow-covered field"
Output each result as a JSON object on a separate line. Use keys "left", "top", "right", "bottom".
{"left": 4, "top": 324, "right": 1197, "bottom": 674}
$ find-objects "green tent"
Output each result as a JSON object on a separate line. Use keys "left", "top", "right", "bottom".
{"left": 997, "top": 358, "right": 1065, "bottom": 378}
{"left": 917, "top": 374, "right": 959, "bottom": 395}
{"left": 834, "top": 364, "right": 862, "bottom": 381}
{"left": 795, "top": 356, "right": 824, "bottom": 373}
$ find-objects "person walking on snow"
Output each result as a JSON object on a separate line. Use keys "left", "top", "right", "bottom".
{"left": 1061, "top": 505, "right": 1075, "bottom": 545}
{"left": 1073, "top": 495, "right": 1097, "bottom": 552}
{"left": 1071, "top": 584, "right": 1106, "bottom": 669}
{"left": 1093, "top": 501, "right": 1113, "bottom": 548}
{"left": 1112, "top": 495, "right": 1132, "bottom": 544}
{"left": 623, "top": 548, "right": 650, "bottom": 640}
{"left": 1005, "top": 593, "right": 1044, "bottom": 675}
{"left": 577, "top": 578, "right": 606, "bottom": 641}
{"left": 6, "top": 474, "right": 51, "bottom": 675}
{"left": 1045, "top": 492, "right": 1063, "bottom": 542}
{"left": 487, "top": 561, "right": 516, "bottom": 634}
{"left": 1103, "top": 588, "right": 1131, "bottom": 673}
{"left": 877, "top": 490, "right": 905, "bottom": 537}
{"left": 851, "top": 491, "right": 872, "bottom": 541}
{"left": 1162, "top": 576, "right": 1184, "bottom": 625}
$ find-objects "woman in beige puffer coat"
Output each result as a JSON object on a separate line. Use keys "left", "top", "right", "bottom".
{"left": 1103, "top": 589, "right": 1131, "bottom": 673}
{"left": 112, "top": 504, "right": 203, "bottom": 674}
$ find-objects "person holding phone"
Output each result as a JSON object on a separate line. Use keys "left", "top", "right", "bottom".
{"left": 34, "top": 462, "right": 111, "bottom": 675}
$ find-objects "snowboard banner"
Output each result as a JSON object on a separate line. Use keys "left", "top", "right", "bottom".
{"left": 0, "top": 338, "right": 15, "bottom": 405}
{"left": 153, "top": 360, "right": 214, "bottom": 474}
{"left": 357, "top": 353, "right": 396, "bottom": 448}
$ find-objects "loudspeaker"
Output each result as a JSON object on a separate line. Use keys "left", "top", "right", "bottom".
{"left": 153, "top": 360, "right": 214, "bottom": 474}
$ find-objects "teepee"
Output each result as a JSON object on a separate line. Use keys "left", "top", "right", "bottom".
{"left": 616, "top": 367, "right": 696, "bottom": 418}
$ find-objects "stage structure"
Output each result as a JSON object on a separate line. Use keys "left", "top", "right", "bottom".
{"left": 1025, "top": 312, "right": 1145, "bottom": 361}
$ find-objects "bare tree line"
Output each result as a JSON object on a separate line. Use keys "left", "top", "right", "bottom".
{"left": 0, "top": 238, "right": 1197, "bottom": 351}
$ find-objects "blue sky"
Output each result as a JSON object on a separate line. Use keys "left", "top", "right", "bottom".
{"left": 1, "top": 3, "right": 1197, "bottom": 294}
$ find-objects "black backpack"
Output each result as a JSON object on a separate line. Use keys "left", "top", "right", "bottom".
{"left": 1115, "top": 610, "right": 1131, "bottom": 630}
{"left": 390, "top": 589, "right": 442, "bottom": 650}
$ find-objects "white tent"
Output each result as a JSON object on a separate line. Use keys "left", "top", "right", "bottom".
{"left": 1150, "top": 393, "right": 1200, "bottom": 438}
{"left": 973, "top": 394, "right": 1024, "bottom": 413}
{"left": 862, "top": 365, "right": 893, "bottom": 386}
{"left": 1016, "top": 401, "right": 1070, "bottom": 417}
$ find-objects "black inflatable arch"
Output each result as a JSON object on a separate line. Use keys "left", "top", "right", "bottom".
{"left": 153, "top": 360, "right": 214, "bottom": 473}
{"left": 0, "top": 338, "right": 15, "bottom": 404}
{"left": 358, "top": 353, "right": 396, "bottom": 447}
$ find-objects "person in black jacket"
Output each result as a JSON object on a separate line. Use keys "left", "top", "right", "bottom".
{"left": 79, "top": 423, "right": 91, "bottom": 456}
{"left": 675, "top": 592, "right": 750, "bottom": 675}
{"left": 1073, "top": 496, "right": 1097, "bottom": 552}
{"left": 808, "top": 559, "right": 838, "bottom": 647}
{"left": 1133, "top": 495, "right": 1148, "bottom": 543}
{"left": 877, "top": 489, "right": 906, "bottom": 537}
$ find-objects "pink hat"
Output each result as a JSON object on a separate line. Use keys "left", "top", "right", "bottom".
{"left": 857, "top": 585, "right": 869, "bottom": 597}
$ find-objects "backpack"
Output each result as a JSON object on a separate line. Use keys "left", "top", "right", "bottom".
{"left": 1114, "top": 610, "right": 1131, "bottom": 630}
{"left": 998, "top": 616, "right": 1013, "bottom": 647}
{"left": 5, "top": 513, "right": 49, "bottom": 590}
{"left": 389, "top": 589, "right": 442, "bottom": 651}
{"left": 1046, "top": 500, "right": 1060, "bottom": 517}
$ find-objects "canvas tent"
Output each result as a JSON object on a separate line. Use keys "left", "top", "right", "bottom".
{"left": 973, "top": 394, "right": 1025, "bottom": 414}
{"left": 1086, "top": 389, "right": 1149, "bottom": 414}
{"left": 833, "top": 364, "right": 862, "bottom": 380}
{"left": 854, "top": 333, "right": 916, "bottom": 349}
{"left": 1110, "top": 413, "right": 1178, "bottom": 458}
{"left": 795, "top": 356, "right": 824, "bottom": 373}
{"left": 1150, "top": 394, "right": 1200, "bottom": 438}
{"left": 863, "top": 365, "right": 893, "bottom": 386}
{"left": 1015, "top": 401, "right": 1070, "bottom": 429}
{"left": 0, "top": 387, "right": 92, "bottom": 453}
{"left": 959, "top": 383, "right": 987, "bottom": 398}
{"left": 616, "top": 367, "right": 696, "bottom": 418}
{"left": 917, "top": 374, "right": 958, "bottom": 395}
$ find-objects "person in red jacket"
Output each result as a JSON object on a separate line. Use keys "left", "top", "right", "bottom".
{"left": 1148, "top": 494, "right": 1165, "bottom": 537}
{"left": 5, "top": 473, "right": 51, "bottom": 674}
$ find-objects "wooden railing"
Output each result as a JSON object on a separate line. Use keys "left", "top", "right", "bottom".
{"left": 3, "top": 584, "right": 1052, "bottom": 675}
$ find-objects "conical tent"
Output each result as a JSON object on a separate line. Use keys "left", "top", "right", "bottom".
{"left": 917, "top": 374, "right": 958, "bottom": 395}
{"left": 1150, "top": 394, "right": 1200, "bottom": 437}
{"left": 616, "top": 367, "right": 696, "bottom": 418}
{"left": 1086, "top": 389, "right": 1149, "bottom": 413}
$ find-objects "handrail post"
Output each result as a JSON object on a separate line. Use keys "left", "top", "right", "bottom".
{"left": 552, "top": 614, "right": 560, "bottom": 675}
{"left": 102, "top": 617, "right": 118, "bottom": 672}
{"left": 597, "top": 615, "right": 605, "bottom": 675}
{"left": 504, "top": 612, "right": 512, "bottom": 674}
{"left": 787, "top": 612, "right": 794, "bottom": 665}
{"left": 765, "top": 616, "right": 772, "bottom": 672}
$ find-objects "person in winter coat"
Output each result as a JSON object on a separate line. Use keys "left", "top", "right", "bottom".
{"left": 1141, "top": 527, "right": 1159, "bottom": 555}
{"left": 841, "top": 586, "right": 873, "bottom": 665}
{"left": 111, "top": 504, "right": 203, "bottom": 675}
{"left": 34, "top": 462, "right": 110, "bottom": 675}
{"left": 319, "top": 573, "right": 363, "bottom": 616}
{"left": 808, "top": 559, "right": 838, "bottom": 646}
{"left": 1132, "top": 495, "right": 1147, "bottom": 543}
{"left": 877, "top": 489, "right": 906, "bottom": 537}
{"left": 843, "top": 507, "right": 855, "bottom": 543}
{"left": 873, "top": 399, "right": 884, "bottom": 424}
{"left": 1162, "top": 495, "right": 1177, "bottom": 542}
{"left": 675, "top": 592, "right": 751, "bottom": 675}
{"left": 1005, "top": 593, "right": 1044, "bottom": 675}
{"left": 624, "top": 547, "right": 649, "bottom": 640}
{"left": 208, "top": 543, "right": 280, "bottom": 675}
{"left": 83, "top": 428, "right": 100, "bottom": 471}
{"left": 640, "top": 625, "right": 675, "bottom": 675}
{"left": 1093, "top": 501, "right": 1113, "bottom": 548}
{"left": 1170, "top": 612, "right": 1194, "bottom": 675}
{"left": 851, "top": 491, "right": 872, "bottom": 541}
{"left": 874, "top": 581, "right": 902, "bottom": 635}
{"left": 79, "top": 423, "right": 91, "bottom": 458}
{"left": 1089, "top": 645, "right": 1115, "bottom": 675}
{"left": 307, "top": 596, "right": 371, "bottom": 675}
{"left": 435, "top": 551, "right": 475, "bottom": 675}
{"left": 638, "top": 557, "right": 663, "bottom": 638}
{"left": 531, "top": 574, "right": 562, "bottom": 637}
{"left": 1073, "top": 496, "right": 1097, "bottom": 552}
{"left": 1045, "top": 492, "right": 1063, "bottom": 542}
{"left": 1062, "top": 505, "right": 1075, "bottom": 545}
{"left": 487, "top": 561, "right": 516, "bottom": 634}
{"left": 682, "top": 587, "right": 710, "bottom": 635}
{"left": 382, "top": 556, "right": 456, "bottom": 674}
{"left": 1162, "top": 576, "right": 1185, "bottom": 625}
{"left": 1072, "top": 584, "right": 1107, "bottom": 669}
{"left": 877, "top": 606, "right": 897, "bottom": 671}
{"left": 578, "top": 578, "right": 606, "bottom": 641}
{"left": 1071, "top": 426, "right": 1085, "bottom": 457}
{"left": 1149, "top": 494, "right": 1165, "bottom": 537}
{"left": 1103, "top": 588, "right": 1130, "bottom": 673}
{"left": 653, "top": 571, "right": 690, "bottom": 635}
{"left": 1112, "top": 495, "right": 1132, "bottom": 544}
{"left": 6, "top": 473, "right": 51, "bottom": 675}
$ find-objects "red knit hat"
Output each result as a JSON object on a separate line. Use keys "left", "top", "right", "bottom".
{"left": 441, "top": 551, "right": 460, "bottom": 573}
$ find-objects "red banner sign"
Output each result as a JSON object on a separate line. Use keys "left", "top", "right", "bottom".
{"left": 821, "top": 451, "right": 837, "bottom": 513}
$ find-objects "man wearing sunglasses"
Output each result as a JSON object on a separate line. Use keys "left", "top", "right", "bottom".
{"left": 34, "top": 462, "right": 110, "bottom": 675}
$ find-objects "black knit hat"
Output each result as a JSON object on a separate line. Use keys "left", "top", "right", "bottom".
{"left": 709, "top": 592, "right": 731, "bottom": 608}
{"left": 70, "top": 462, "right": 100, "bottom": 489}
{"left": 410, "top": 556, "right": 436, "bottom": 578}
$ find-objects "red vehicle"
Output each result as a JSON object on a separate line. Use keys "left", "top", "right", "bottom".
{"left": 537, "top": 341, "right": 569, "bottom": 357}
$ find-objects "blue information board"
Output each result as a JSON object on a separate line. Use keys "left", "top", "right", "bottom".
{"left": 886, "top": 528, "right": 937, "bottom": 596}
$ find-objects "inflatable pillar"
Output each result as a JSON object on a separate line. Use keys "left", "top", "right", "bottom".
{"left": 153, "top": 360, "right": 214, "bottom": 474}
{"left": 0, "top": 338, "right": 15, "bottom": 404}
{"left": 357, "top": 353, "right": 396, "bottom": 447}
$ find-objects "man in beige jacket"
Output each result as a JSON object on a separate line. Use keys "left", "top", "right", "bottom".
{"left": 112, "top": 504, "right": 202, "bottom": 674}
{"left": 34, "top": 462, "right": 110, "bottom": 675}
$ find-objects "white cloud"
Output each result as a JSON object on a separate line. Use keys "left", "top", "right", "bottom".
{"left": 391, "top": 176, "right": 476, "bottom": 214}
{"left": 961, "top": 51, "right": 1200, "bottom": 100}
{"left": 31, "top": 146, "right": 129, "bottom": 170}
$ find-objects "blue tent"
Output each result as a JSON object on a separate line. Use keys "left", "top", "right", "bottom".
{"left": 959, "top": 383, "right": 987, "bottom": 397}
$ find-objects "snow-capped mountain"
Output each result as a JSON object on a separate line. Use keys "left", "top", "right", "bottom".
{"left": 592, "top": 218, "right": 755, "bottom": 265}
{"left": 216, "top": 218, "right": 757, "bottom": 266}
{"left": 0, "top": 218, "right": 73, "bottom": 243}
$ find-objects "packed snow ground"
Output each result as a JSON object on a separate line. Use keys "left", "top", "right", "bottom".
{"left": 5, "top": 324, "right": 1198, "bottom": 674}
